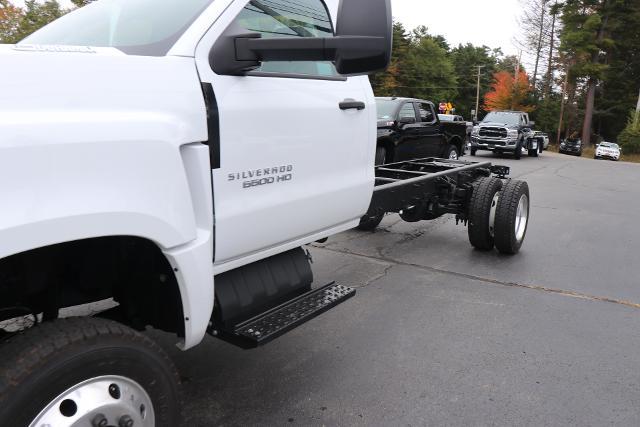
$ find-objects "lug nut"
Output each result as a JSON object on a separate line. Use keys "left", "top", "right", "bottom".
{"left": 119, "top": 414, "right": 134, "bottom": 427}
{"left": 92, "top": 414, "right": 108, "bottom": 427}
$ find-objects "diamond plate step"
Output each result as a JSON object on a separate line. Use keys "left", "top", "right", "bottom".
{"left": 222, "top": 282, "right": 355, "bottom": 348}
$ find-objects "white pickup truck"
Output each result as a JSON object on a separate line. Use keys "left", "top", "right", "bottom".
{"left": 0, "top": 0, "right": 530, "bottom": 425}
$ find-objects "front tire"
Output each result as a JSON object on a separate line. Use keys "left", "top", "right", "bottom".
{"left": 357, "top": 212, "right": 384, "bottom": 231}
{"left": 493, "top": 180, "right": 530, "bottom": 255}
{"left": 375, "top": 146, "right": 387, "bottom": 166}
{"left": 0, "top": 318, "right": 181, "bottom": 427}
{"left": 470, "top": 147, "right": 477, "bottom": 156}
{"left": 514, "top": 139, "right": 522, "bottom": 160}
{"left": 468, "top": 177, "right": 503, "bottom": 251}
{"left": 444, "top": 145, "right": 459, "bottom": 160}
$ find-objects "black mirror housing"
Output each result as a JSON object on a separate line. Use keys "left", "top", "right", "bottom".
{"left": 334, "top": 0, "right": 393, "bottom": 75}
{"left": 210, "top": 0, "right": 392, "bottom": 76}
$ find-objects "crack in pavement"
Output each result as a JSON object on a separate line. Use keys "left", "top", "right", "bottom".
{"left": 353, "top": 263, "right": 394, "bottom": 289}
{"left": 313, "top": 246, "right": 640, "bottom": 310}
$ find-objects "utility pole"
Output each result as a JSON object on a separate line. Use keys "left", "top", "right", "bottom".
{"left": 512, "top": 50, "right": 522, "bottom": 110}
{"left": 475, "top": 65, "right": 485, "bottom": 122}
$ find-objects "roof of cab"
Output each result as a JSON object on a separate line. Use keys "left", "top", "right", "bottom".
{"left": 376, "top": 96, "right": 434, "bottom": 106}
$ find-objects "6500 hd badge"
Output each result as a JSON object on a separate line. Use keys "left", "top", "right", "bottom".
{"left": 228, "top": 165, "right": 294, "bottom": 189}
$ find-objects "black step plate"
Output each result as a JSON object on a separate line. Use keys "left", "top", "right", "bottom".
{"left": 224, "top": 282, "right": 355, "bottom": 348}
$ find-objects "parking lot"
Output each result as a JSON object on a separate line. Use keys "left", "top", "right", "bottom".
{"left": 156, "top": 151, "right": 640, "bottom": 426}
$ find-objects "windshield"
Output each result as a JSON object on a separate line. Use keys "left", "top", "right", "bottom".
{"left": 376, "top": 100, "right": 398, "bottom": 120}
{"left": 600, "top": 143, "right": 619, "bottom": 148}
{"left": 20, "top": 0, "right": 214, "bottom": 56}
{"left": 482, "top": 112, "right": 522, "bottom": 126}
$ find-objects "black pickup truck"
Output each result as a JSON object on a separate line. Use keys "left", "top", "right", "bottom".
{"left": 375, "top": 97, "right": 467, "bottom": 165}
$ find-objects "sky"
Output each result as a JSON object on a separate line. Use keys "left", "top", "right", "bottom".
{"left": 391, "top": 0, "right": 522, "bottom": 56}
{"left": 11, "top": 0, "right": 523, "bottom": 57}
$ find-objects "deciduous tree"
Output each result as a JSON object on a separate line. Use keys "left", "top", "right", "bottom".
{"left": 484, "top": 70, "right": 535, "bottom": 112}
{"left": 0, "top": 0, "right": 24, "bottom": 43}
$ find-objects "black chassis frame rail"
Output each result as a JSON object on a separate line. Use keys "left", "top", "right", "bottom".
{"left": 364, "top": 157, "right": 510, "bottom": 221}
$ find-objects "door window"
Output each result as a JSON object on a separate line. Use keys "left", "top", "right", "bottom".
{"left": 398, "top": 103, "right": 418, "bottom": 123}
{"left": 232, "top": 0, "right": 338, "bottom": 77}
{"left": 418, "top": 103, "right": 436, "bottom": 123}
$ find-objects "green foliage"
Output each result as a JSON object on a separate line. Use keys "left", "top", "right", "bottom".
{"left": 531, "top": 97, "right": 562, "bottom": 136}
{"left": 370, "top": 24, "right": 457, "bottom": 105}
{"left": 618, "top": 111, "right": 640, "bottom": 154}
{"left": 0, "top": 0, "right": 65, "bottom": 43}
{"left": 0, "top": 0, "right": 24, "bottom": 43}
{"left": 450, "top": 44, "right": 501, "bottom": 118}
{"left": 70, "top": 0, "right": 93, "bottom": 6}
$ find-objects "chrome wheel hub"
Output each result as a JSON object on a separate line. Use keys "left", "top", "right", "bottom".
{"left": 488, "top": 192, "right": 500, "bottom": 237}
{"left": 30, "top": 375, "right": 155, "bottom": 427}
{"left": 449, "top": 150, "right": 458, "bottom": 160}
{"left": 515, "top": 194, "right": 529, "bottom": 242}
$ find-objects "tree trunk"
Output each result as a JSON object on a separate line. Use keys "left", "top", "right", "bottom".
{"left": 580, "top": 2, "right": 609, "bottom": 146}
{"left": 543, "top": 5, "right": 557, "bottom": 99}
{"left": 582, "top": 78, "right": 597, "bottom": 146}
{"left": 532, "top": 0, "right": 547, "bottom": 92}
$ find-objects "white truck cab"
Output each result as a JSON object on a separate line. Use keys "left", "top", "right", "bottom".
{"left": 0, "top": 1, "right": 530, "bottom": 425}
{"left": 0, "top": 0, "right": 395, "bottom": 424}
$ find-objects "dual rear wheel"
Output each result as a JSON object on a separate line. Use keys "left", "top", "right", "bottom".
{"left": 468, "top": 177, "right": 530, "bottom": 254}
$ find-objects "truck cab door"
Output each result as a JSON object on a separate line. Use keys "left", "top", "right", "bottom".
{"left": 417, "top": 102, "right": 445, "bottom": 157}
{"left": 194, "top": 0, "right": 374, "bottom": 266}
{"left": 394, "top": 102, "right": 421, "bottom": 161}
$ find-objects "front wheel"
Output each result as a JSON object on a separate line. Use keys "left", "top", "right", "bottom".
{"left": 357, "top": 212, "right": 384, "bottom": 231}
{"left": 444, "top": 145, "right": 459, "bottom": 160}
{"left": 514, "top": 140, "right": 522, "bottom": 160}
{"left": 493, "top": 180, "right": 530, "bottom": 255}
{"left": 0, "top": 318, "right": 181, "bottom": 427}
{"left": 375, "top": 146, "right": 387, "bottom": 166}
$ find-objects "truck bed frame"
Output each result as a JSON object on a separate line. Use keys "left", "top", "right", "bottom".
{"left": 365, "top": 157, "right": 510, "bottom": 222}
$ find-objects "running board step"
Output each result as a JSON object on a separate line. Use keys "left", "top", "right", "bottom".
{"left": 215, "top": 282, "right": 355, "bottom": 348}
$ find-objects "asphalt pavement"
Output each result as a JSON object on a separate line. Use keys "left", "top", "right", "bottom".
{"left": 154, "top": 151, "right": 640, "bottom": 426}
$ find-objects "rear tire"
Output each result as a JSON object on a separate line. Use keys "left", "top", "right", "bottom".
{"left": 470, "top": 148, "right": 477, "bottom": 156}
{"left": 357, "top": 212, "right": 384, "bottom": 231}
{"left": 494, "top": 180, "right": 530, "bottom": 255}
{"left": 467, "top": 177, "right": 503, "bottom": 251}
{"left": 0, "top": 317, "right": 181, "bottom": 427}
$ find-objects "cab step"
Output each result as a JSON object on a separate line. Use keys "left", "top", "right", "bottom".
{"left": 214, "top": 282, "right": 355, "bottom": 348}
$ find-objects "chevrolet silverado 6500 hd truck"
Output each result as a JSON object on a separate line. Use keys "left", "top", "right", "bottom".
{"left": 0, "top": 0, "right": 531, "bottom": 425}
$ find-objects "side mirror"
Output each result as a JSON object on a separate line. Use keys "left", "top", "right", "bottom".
{"left": 210, "top": 0, "right": 392, "bottom": 76}
{"left": 399, "top": 117, "right": 416, "bottom": 125}
{"left": 334, "top": 0, "right": 393, "bottom": 75}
